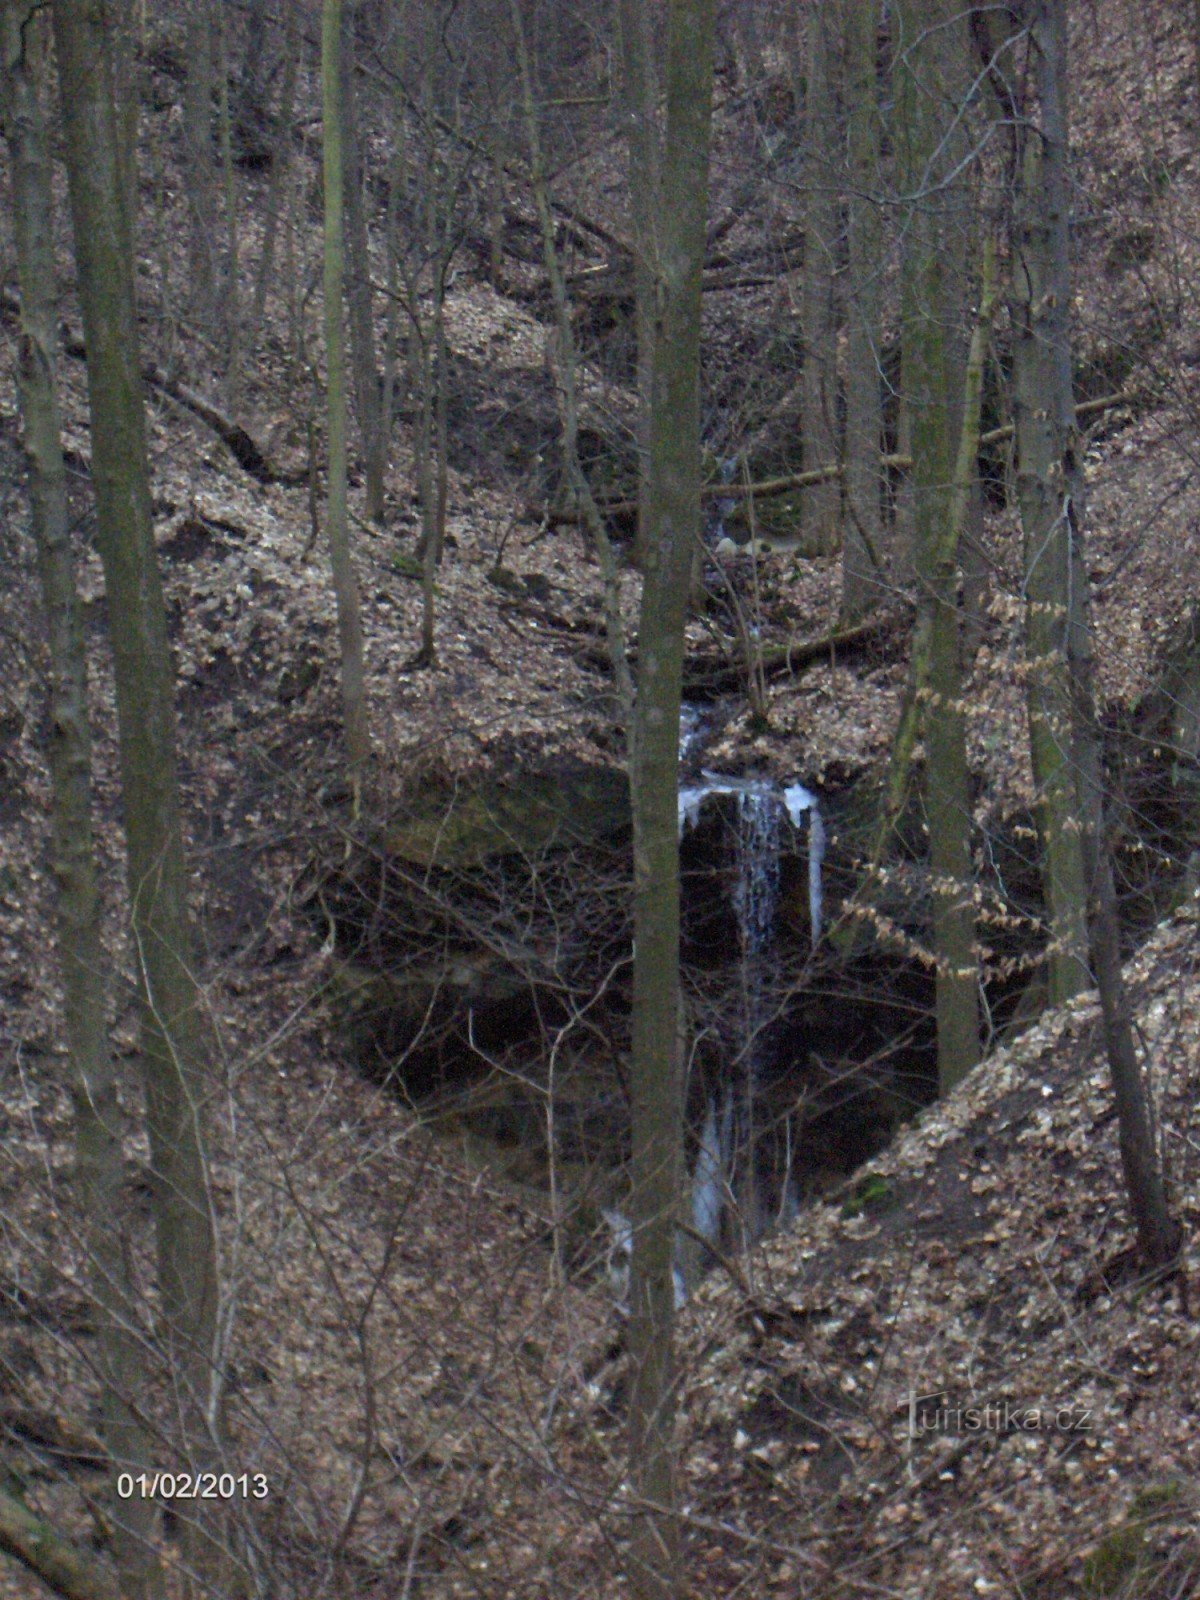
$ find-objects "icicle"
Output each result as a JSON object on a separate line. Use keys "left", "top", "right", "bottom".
{"left": 601, "top": 1207, "right": 688, "bottom": 1310}
{"left": 783, "top": 782, "right": 825, "bottom": 946}
{"left": 808, "top": 805, "right": 825, "bottom": 946}
{"left": 692, "top": 1099, "right": 724, "bottom": 1246}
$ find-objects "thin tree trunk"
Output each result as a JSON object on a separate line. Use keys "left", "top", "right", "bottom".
{"left": 52, "top": 1, "right": 228, "bottom": 1588}
{"left": 1012, "top": 1, "right": 1091, "bottom": 1006}
{"left": 236, "top": 0, "right": 270, "bottom": 158}
{"left": 1017, "top": 0, "right": 1181, "bottom": 1269}
{"left": 626, "top": 0, "right": 715, "bottom": 1592}
{"left": 378, "top": 21, "right": 409, "bottom": 462}
{"left": 183, "top": 0, "right": 216, "bottom": 327}
{"left": 342, "top": 3, "right": 386, "bottom": 522}
{"left": 433, "top": 275, "right": 450, "bottom": 554}
{"left": 842, "top": 0, "right": 885, "bottom": 617}
{"left": 322, "top": 0, "right": 372, "bottom": 777}
{"left": 1, "top": 9, "right": 163, "bottom": 1593}
{"left": 217, "top": 9, "right": 241, "bottom": 395}
{"left": 801, "top": 0, "right": 839, "bottom": 555}
{"left": 417, "top": 318, "right": 437, "bottom": 663}
{"left": 1071, "top": 522, "right": 1183, "bottom": 1268}
{"left": 511, "top": 2, "right": 636, "bottom": 716}
{"left": 896, "top": 0, "right": 979, "bottom": 1087}
{"left": 874, "top": 239, "right": 997, "bottom": 840}
{"left": 248, "top": 0, "right": 299, "bottom": 354}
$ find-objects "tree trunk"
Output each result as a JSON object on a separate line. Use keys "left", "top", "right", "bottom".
{"left": 235, "top": 0, "right": 270, "bottom": 162}
{"left": 1015, "top": 0, "right": 1182, "bottom": 1270}
{"left": 511, "top": 1, "right": 637, "bottom": 717}
{"left": 801, "top": 0, "right": 839, "bottom": 555}
{"left": 1, "top": 8, "right": 163, "bottom": 1594}
{"left": 342, "top": 3, "right": 386, "bottom": 522}
{"left": 1011, "top": 1, "right": 1091, "bottom": 1006}
{"left": 841, "top": 0, "right": 885, "bottom": 617}
{"left": 182, "top": 0, "right": 216, "bottom": 327}
{"left": 617, "top": 0, "right": 660, "bottom": 563}
{"left": 217, "top": 8, "right": 241, "bottom": 393}
{"left": 101, "top": 0, "right": 136, "bottom": 212}
{"left": 248, "top": 0, "right": 299, "bottom": 355}
{"left": 626, "top": 0, "right": 715, "bottom": 1593}
{"left": 322, "top": 0, "right": 372, "bottom": 776}
{"left": 1071, "top": 529, "right": 1183, "bottom": 1269}
{"left": 896, "top": 0, "right": 979, "bottom": 1087}
{"left": 872, "top": 240, "right": 996, "bottom": 851}
{"left": 52, "top": 0, "right": 227, "bottom": 1587}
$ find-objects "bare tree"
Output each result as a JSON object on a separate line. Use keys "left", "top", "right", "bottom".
{"left": 323, "top": 0, "right": 373, "bottom": 779}
{"left": 1, "top": 5, "right": 163, "bottom": 1592}
{"left": 801, "top": 0, "right": 839, "bottom": 555}
{"left": 1011, "top": 0, "right": 1091, "bottom": 1007}
{"left": 52, "top": 0, "right": 227, "bottom": 1585}
{"left": 342, "top": 1, "right": 387, "bottom": 522}
{"left": 841, "top": 0, "right": 885, "bottom": 617}
{"left": 183, "top": 0, "right": 217, "bottom": 328}
{"left": 895, "top": 0, "right": 980, "bottom": 1087}
{"left": 617, "top": 0, "right": 659, "bottom": 562}
{"left": 1013, "top": 0, "right": 1182, "bottom": 1270}
{"left": 625, "top": 0, "right": 715, "bottom": 1592}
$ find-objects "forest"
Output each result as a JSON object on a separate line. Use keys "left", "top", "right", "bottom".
{"left": 1, "top": 0, "right": 1198, "bottom": 1596}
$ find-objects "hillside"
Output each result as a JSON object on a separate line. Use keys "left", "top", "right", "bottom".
{"left": 1, "top": 1, "right": 1200, "bottom": 1596}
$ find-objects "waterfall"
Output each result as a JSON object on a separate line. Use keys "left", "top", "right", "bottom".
{"left": 733, "top": 788, "right": 783, "bottom": 961}
{"left": 732, "top": 786, "right": 782, "bottom": 1102}
{"left": 678, "top": 764, "right": 826, "bottom": 1253}
{"left": 678, "top": 773, "right": 824, "bottom": 947}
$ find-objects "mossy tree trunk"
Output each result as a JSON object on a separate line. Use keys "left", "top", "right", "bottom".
{"left": 1011, "top": 1, "right": 1091, "bottom": 1006}
{"left": 1, "top": 7, "right": 163, "bottom": 1593}
{"left": 322, "top": 0, "right": 372, "bottom": 776}
{"left": 896, "top": 0, "right": 979, "bottom": 1089}
{"left": 801, "top": 0, "right": 839, "bottom": 555}
{"left": 52, "top": 0, "right": 228, "bottom": 1586}
{"left": 626, "top": 0, "right": 715, "bottom": 1592}
{"left": 617, "top": 0, "right": 660, "bottom": 564}
{"left": 1015, "top": 0, "right": 1182, "bottom": 1270}
{"left": 841, "top": 0, "right": 885, "bottom": 618}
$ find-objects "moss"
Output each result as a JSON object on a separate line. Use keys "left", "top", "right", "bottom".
{"left": 1081, "top": 1483, "right": 1181, "bottom": 1596}
{"left": 390, "top": 550, "right": 424, "bottom": 580}
{"left": 381, "top": 763, "right": 630, "bottom": 869}
{"left": 840, "top": 1172, "right": 895, "bottom": 1218}
{"left": 486, "top": 564, "right": 525, "bottom": 595}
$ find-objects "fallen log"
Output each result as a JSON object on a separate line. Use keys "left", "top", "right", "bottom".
{"left": 572, "top": 607, "right": 904, "bottom": 689}
{"left": 546, "top": 390, "right": 1140, "bottom": 526}
{"left": 0, "top": 1479, "right": 119, "bottom": 1600}
{"left": 682, "top": 608, "right": 906, "bottom": 693}
{"left": 141, "top": 361, "right": 302, "bottom": 482}
{"left": 0, "top": 288, "right": 304, "bottom": 486}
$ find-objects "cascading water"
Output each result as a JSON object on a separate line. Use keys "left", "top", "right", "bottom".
{"left": 733, "top": 787, "right": 783, "bottom": 1241}
{"left": 678, "top": 749, "right": 826, "bottom": 1257}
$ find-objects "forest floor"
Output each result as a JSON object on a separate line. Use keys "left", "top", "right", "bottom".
{"left": 3, "top": 1, "right": 1200, "bottom": 1595}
